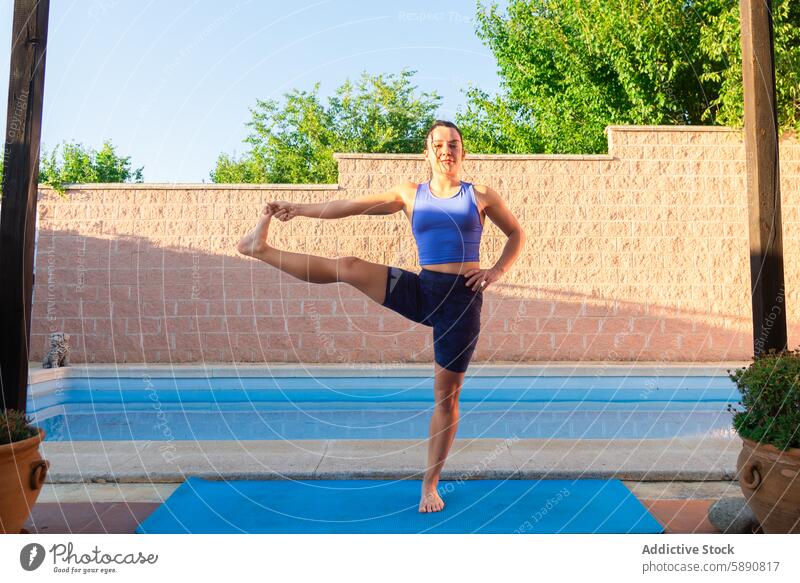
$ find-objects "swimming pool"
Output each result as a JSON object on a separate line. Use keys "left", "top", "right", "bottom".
{"left": 27, "top": 367, "right": 741, "bottom": 441}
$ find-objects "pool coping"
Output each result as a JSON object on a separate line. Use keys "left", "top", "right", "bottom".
{"left": 29, "top": 361, "right": 751, "bottom": 382}
{"left": 38, "top": 435, "right": 741, "bottom": 484}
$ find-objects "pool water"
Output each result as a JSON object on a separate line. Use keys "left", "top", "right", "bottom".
{"left": 28, "top": 374, "right": 741, "bottom": 441}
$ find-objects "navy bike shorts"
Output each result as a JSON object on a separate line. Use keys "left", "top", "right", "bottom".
{"left": 381, "top": 266, "right": 484, "bottom": 373}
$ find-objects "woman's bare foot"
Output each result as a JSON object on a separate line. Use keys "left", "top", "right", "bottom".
{"left": 419, "top": 480, "right": 445, "bottom": 513}
{"left": 237, "top": 205, "right": 273, "bottom": 257}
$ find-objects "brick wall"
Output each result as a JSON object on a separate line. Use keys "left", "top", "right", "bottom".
{"left": 31, "top": 125, "right": 800, "bottom": 364}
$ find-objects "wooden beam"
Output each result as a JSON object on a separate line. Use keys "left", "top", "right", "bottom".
{"left": 739, "top": 0, "right": 787, "bottom": 357}
{"left": 0, "top": 0, "right": 50, "bottom": 413}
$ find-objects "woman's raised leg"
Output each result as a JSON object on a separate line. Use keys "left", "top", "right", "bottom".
{"left": 237, "top": 205, "right": 390, "bottom": 303}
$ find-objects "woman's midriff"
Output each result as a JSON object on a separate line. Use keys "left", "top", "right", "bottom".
{"left": 421, "top": 262, "right": 481, "bottom": 275}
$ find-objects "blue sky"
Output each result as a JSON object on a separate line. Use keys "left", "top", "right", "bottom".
{"left": 0, "top": 0, "right": 507, "bottom": 182}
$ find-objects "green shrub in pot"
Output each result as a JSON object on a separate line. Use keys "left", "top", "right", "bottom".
{"left": 727, "top": 347, "right": 800, "bottom": 533}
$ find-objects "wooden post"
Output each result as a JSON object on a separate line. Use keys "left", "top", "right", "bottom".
{"left": 739, "top": 0, "right": 787, "bottom": 358}
{"left": 0, "top": 0, "right": 50, "bottom": 413}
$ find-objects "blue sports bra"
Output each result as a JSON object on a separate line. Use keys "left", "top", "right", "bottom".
{"left": 411, "top": 180, "right": 483, "bottom": 265}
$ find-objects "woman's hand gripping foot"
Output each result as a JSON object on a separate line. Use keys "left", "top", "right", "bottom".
{"left": 237, "top": 205, "right": 274, "bottom": 258}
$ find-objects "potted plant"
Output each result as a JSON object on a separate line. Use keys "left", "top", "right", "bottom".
{"left": 727, "top": 347, "right": 800, "bottom": 533}
{"left": 0, "top": 409, "right": 50, "bottom": 534}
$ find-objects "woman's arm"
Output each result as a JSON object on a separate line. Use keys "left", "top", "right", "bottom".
{"left": 293, "top": 182, "right": 412, "bottom": 220}
{"left": 464, "top": 184, "right": 526, "bottom": 290}
{"left": 477, "top": 184, "right": 527, "bottom": 275}
{"left": 493, "top": 230, "right": 526, "bottom": 275}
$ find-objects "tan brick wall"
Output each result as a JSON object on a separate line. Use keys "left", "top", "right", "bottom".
{"left": 31, "top": 125, "right": 800, "bottom": 364}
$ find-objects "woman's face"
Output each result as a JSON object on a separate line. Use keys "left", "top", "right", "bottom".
{"left": 425, "top": 126, "right": 465, "bottom": 178}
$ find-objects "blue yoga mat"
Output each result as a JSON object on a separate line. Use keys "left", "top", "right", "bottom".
{"left": 136, "top": 477, "right": 663, "bottom": 534}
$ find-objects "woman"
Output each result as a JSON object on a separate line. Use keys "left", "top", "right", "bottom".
{"left": 237, "top": 120, "right": 526, "bottom": 513}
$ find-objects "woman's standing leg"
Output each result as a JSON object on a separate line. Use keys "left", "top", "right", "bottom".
{"left": 237, "top": 205, "right": 389, "bottom": 303}
{"left": 419, "top": 363, "right": 465, "bottom": 513}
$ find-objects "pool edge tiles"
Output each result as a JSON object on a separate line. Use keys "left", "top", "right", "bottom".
{"left": 27, "top": 370, "right": 742, "bottom": 411}
{"left": 34, "top": 406, "right": 738, "bottom": 441}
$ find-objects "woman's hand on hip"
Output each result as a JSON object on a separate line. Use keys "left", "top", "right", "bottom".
{"left": 463, "top": 267, "right": 502, "bottom": 292}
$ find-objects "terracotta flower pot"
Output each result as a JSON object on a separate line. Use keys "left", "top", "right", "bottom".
{"left": 0, "top": 428, "right": 49, "bottom": 534}
{"left": 737, "top": 436, "right": 800, "bottom": 533}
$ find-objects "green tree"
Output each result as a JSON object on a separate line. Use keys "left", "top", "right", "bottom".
{"left": 211, "top": 68, "right": 442, "bottom": 183}
{"left": 699, "top": 0, "right": 799, "bottom": 131}
{"left": 458, "top": 0, "right": 799, "bottom": 154}
{"left": 39, "top": 140, "right": 144, "bottom": 192}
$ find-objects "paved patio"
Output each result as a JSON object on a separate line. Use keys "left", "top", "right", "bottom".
{"left": 24, "top": 435, "right": 746, "bottom": 535}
